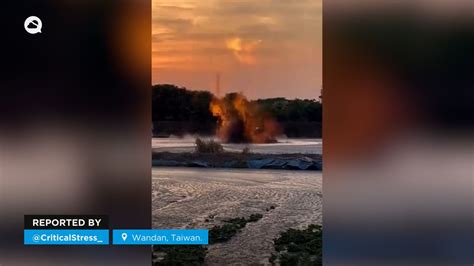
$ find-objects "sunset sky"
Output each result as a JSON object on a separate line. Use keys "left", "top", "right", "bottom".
{"left": 152, "top": 0, "right": 322, "bottom": 99}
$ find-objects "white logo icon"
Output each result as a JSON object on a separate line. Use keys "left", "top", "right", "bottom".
{"left": 24, "top": 16, "right": 42, "bottom": 34}
{"left": 121, "top": 233, "right": 128, "bottom": 241}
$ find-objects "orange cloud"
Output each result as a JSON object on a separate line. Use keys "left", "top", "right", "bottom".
{"left": 225, "top": 37, "right": 262, "bottom": 65}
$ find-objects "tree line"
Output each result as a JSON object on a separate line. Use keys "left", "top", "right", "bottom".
{"left": 152, "top": 84, "right": 322, "bottom": 123}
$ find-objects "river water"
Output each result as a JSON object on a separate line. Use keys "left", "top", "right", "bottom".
{"left": 152, "top": 137, "right": 322, "bottom": 154}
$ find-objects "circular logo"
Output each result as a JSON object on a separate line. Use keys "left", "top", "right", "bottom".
{"left": 24, "top": 16, "right": 42, "bottom": 34}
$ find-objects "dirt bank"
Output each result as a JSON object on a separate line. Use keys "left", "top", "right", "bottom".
{"left": 152, "top": 152, "right": 322, "bottom": 170}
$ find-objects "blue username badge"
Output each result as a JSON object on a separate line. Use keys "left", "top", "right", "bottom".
{"left": 24, "top": 229, "right": 109, "bottom": 245}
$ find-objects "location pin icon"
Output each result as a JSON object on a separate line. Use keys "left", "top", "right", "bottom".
{"left": 121, "top": 233, "right": 128, "bottom": 241}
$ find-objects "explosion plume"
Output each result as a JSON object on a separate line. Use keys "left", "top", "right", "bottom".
{"left": 210, "top": 93, "right": 280, "bottom": 143}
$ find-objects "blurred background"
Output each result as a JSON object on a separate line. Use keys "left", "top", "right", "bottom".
{"left": 323, "top": 0, "right": 473, "bottom": 265}
{"left": 0, "top": 0, "right": 150, "bottom": 265}
{"left": 1, "top": 0, "right": 473, "bottom": 265}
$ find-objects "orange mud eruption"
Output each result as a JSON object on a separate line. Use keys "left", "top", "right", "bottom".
{"left": 210, "top": 93, "right": 281, "bottom": 143}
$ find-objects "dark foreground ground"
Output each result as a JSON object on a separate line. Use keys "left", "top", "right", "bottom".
{"left": 152, "top": 152, "right": 323, "bottom": 170}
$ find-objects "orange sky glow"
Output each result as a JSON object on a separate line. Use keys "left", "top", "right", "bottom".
{"left": 152, "top": 0, "right": 322, "bottom": 99}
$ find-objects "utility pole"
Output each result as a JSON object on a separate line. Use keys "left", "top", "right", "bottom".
{"left": 215, "top": 72, "right": 220, "bottom": 97}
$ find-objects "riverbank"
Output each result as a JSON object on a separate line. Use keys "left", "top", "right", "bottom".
{"left": 152, "top": 152, "right": 322, "bottom": 170}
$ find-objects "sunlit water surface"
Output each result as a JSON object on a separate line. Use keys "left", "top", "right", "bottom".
{"left": 152, "top": 137, "right": 322, "bottom": 154}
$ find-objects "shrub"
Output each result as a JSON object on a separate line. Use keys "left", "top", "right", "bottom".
{"left": 153, "top": 245, "right": 207, "bottom": 266}
{"left": 248, "top": 213, "right": 263, "bottom": 222}
{"left": 209, "top": 223, "right": 242, "bottom": 244}
{"left": 195, "top": 138, "right": 224, "bottom": 153}
{"left": 223, "top": 217, "right": 248, "bottom": 228}
{"left": 272, "top": 224, "right": 322, "bottom": 266}
{"left": 209, "top": 213, "right": 264, "bottom": 244}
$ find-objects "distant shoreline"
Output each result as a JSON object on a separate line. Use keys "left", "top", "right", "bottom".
{"left": 152, "top": 152, "right": 322, "bottom": 171}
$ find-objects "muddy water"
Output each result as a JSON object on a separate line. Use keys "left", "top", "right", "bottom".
{"left": 152, "top": 167, "right": 322, "bottom": 265}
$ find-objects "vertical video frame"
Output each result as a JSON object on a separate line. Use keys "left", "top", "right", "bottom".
{"left": 151, "top": 0, "right": 322, "bottom": 264}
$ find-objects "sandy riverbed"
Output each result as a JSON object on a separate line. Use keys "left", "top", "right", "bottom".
{"left": 152, "top": 167, "right": 322, "bottom": 265}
